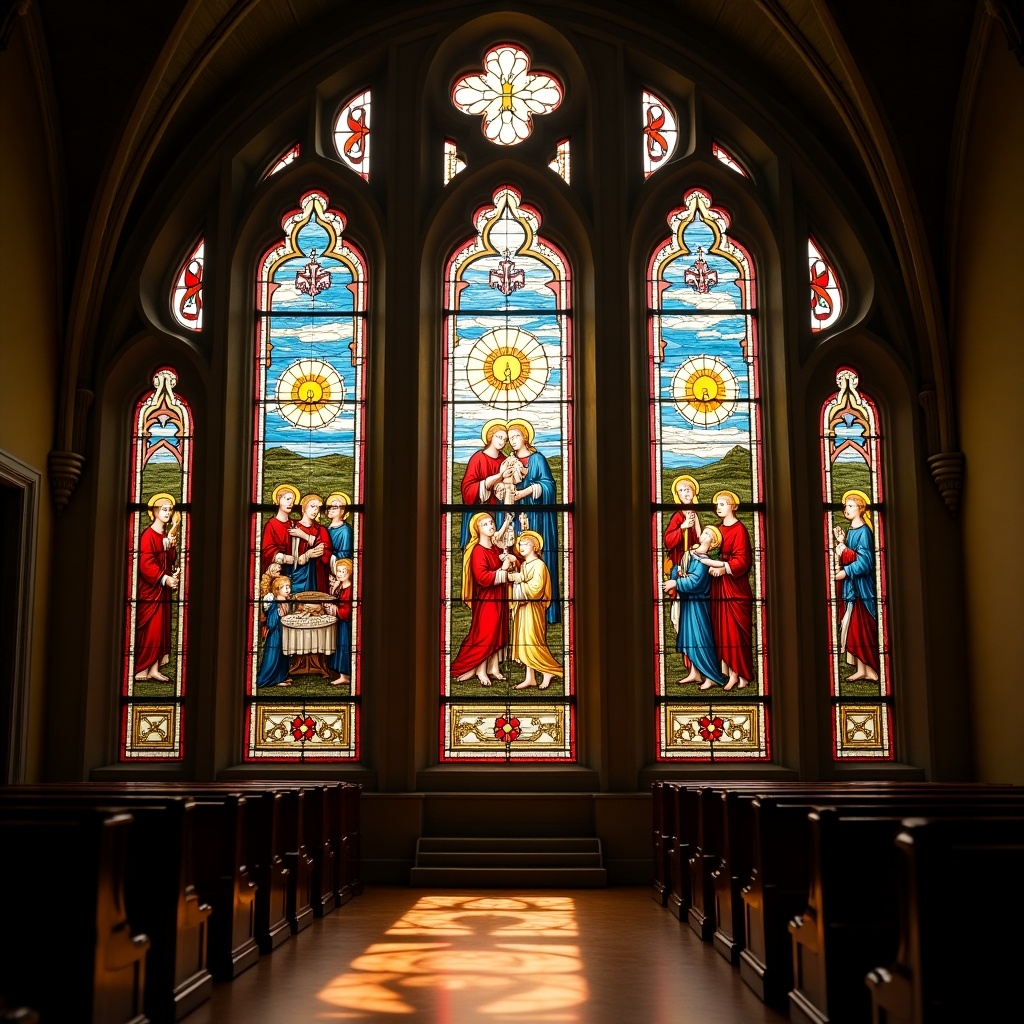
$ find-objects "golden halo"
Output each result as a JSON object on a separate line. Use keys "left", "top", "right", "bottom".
{"left": 481, "top": 418, "right": 509, "bottom": 446}
{"left": 670, "top": 474, "right": 699, "bottom": 502}
{"left": 842, "top": 489, "right": 870, "bottom": 507}
{"left": 147, "top": 491, "right": 175, "bottom": 509}
{"left": 271, "top": 483, "right": 301, "bottom": 505}
{"left": 713, "top": 489, "right": 740, "bottom": 510}
{"left": 506, "top": 418, "right": 535, "bottom": 446}
{"left": 517, "top": 529, "right": 545, "bottom": 552}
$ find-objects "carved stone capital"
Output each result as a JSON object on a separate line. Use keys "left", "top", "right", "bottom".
{"left": 48, "top": 449, "right": 85, "bottom": 512}
{"left": 927, "top": 451, "right": 966, "bottom": 516}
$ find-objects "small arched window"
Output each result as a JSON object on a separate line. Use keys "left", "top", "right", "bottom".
{"left": 821, "top": 367, "right": 893, "bottom": 760}
{"left": 121, "top": 368, "right": 192, "bottom": 760}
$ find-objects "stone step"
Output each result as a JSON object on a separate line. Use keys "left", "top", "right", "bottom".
{"left": 411, "top": 836, "right": 607, "bottom": 887}
{"left": 409, "top": 865, "right": 608, "bottom": 888}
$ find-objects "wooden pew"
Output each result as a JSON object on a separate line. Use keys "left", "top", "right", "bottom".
{"left": 0, "top": 793, "right": 212, "bottom": 1023}
{"left": 667, "top": 782, "right": 698, "bottom": 921}
{"left": 339, "top": 781, "right": 363, "bottom": 900}
{"left": 0, "top": 806, "right": 149, "bottom": 1024}
{"left": 788, "top": 800, "right": 1024, "bottom": 1024}
{"left": 738, "top": 786, "right": 1024, "bottom": 1007}
{"left": 6, "top": 782, "right": 262, "bottom": 981}
{"left": 650, "top": 780, "right": 672, "bottom": 906}
{"left": 706, "top": 782, "right": 1016, "bottom": 966}
{"left": 865, "top": 814, "right": 1024, "bottom": 1024}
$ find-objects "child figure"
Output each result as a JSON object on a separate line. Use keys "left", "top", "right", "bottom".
{"left": 325, "top": 557, "right": 354, "bottom": 687}
{"left": 256, "top": 573, "right": 294, "bottom": 688}
{"left": 508, "top": 530, "right": 563, "bottom": 690}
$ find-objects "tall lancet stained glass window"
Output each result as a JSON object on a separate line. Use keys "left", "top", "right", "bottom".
{"left": 122, "top": 368, "right": 192, "bottom": 760}
{"left": 246, "top": 189, "right": 366, "bottom": 761}
{"left": 821, "top": 368, "right": 893, "bottom": 759}
{"left": 441, "top": 185, "right": 575, "bottom": 762}
{"left": 649, "top": 187, "right": 769, "bottom": 761}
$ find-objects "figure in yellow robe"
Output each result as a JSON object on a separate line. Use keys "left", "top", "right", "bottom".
{"left": 509, "top": 530, "right": 563, "bottom": 690}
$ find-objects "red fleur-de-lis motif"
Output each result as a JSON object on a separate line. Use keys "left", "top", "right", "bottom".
{"left": 644, "top": 106, "right": 669, "bottom": 162}
{"left": 489, "top": 254, "right": 526, "bottom": 296}
{"left": 295, "top": 249, "right": 332, "bottom": 300}
{"left": 179, "top": 260, "right": 203, "bottom": 321}
{"left": 684, "top": 248, "right": 718, "bottom": 294}
{"left": 810, "top": 261, "right": 834, "bottom": 321}
{"left": 343, "top": 107, "right": 369, "bottom": 163}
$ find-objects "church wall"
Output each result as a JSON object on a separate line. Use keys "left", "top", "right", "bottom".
{"left": 0, "top": 22, "right": 60, "bottom": 781}
{"left": 955, "top": 30, "right": 1024, "bottom": 784}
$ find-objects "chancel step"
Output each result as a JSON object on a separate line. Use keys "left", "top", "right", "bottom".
{"left": 410, "top": 837, "right": 607, "bottom": 887}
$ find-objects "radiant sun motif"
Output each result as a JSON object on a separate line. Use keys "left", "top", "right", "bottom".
{"left": 672, "top": 354, "right": 738, "bottom": 425}
{"left": 465, "top": 326, "right": 548, "bottom": 409}
{"left": 276, "top": 358, "right": 345, "bottom": 428}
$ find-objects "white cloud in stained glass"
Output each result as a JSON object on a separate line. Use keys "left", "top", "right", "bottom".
{"left": 548, "top": 138, "right": 570, "bottom": 183}
{"left": 333, "top": 90, "right": 371, "bottom": 180}
{"left": 642, "top": 90, "right": 677, "bottom": 179}
{"left": 809, "top": 237, "right": 843, "bottom": 332}
{"left": 171, "top": 238, "right": 204, "bottom": 331}
{"left": 444, "top": 139, "right": 466, "bottom": 185}
{"left": 263, "top": 143, "right": 300, "bottom": 180}
{"left": 712, "top": 142, "right": 749, "bottom": 177}
{"left": 452, "top": 44, "right": 563, "bottom": 146}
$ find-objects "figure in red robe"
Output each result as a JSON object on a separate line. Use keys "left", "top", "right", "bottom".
{"left": 262, "top": 483, "right": 300, "bottom": 572}
{"left": 134, "top": 493, "right": 180, "bottom": 682}
{"left": 451, "top": 512, "right": 517, "bottom": 686}
{"left": 288, "top": 493, "right": 331, "bottom": 594}
{"left": 459, "top": 422, "right": 516, "bottom": 549}
{"left": 706, "top": 490, "right": 754, "bottom": 690}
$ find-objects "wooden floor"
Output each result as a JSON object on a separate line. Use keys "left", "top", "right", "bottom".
{"left": 188, "top": 886, "right": 790, "bottom": 1023}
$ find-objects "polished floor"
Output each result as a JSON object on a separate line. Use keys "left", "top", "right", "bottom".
{"left": 189, "top": 886, "right": 790, "bottom": 1023}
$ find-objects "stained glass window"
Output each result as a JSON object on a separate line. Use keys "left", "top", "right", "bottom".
{"left": 712, "top": 142, "right": 749, "bottom": 178}
{"left": 452, "top": 44, "right": 563, "bottom": 146}
{"left": 548, "top": 138, "right": 570, "bottom": 183}
{"left": 443, "top": 139, "right": 466, "bottom": 185}
{"left": 821, "top": 368, "right": 893, "bottom": 759}
{"left": 334, "top": 90, "right": 371, "bottom": 180}
{"left": 642, "top": 90, "right": 678, "bottom": 179}
{"left": 263, "top": 143, "right": 300, "bottom": 180}
{"left": 246, "top": 189, "right": 366, "bottom": 761}
{"left": 171, "top": 238, "right": 204, "bottom": 331}
{"left": 649, "top": 187, "right": 769, "bottom": 761}
{"left": 809, "top": 236, "right": 843, "bottom": 332}
{"left": 441, "top": 185, "right": 575, "bottom": 761}
{"left": 122, "top": 368, "right": 192, "bottom": 760}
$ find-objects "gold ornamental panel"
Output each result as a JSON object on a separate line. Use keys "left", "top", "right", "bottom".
{"left": 125, "top": 703, "right": 180, "bottom": 758}
{"left": 251, "top": 703, "right": 355, "bottom": 758}
{"left": 446, "top": 703, "right": 571, "bottom": 759}
{"left": 661, "top": 703, "right": 765, "bottom": 758}
{"left": 835, "top": 704, "right": 891, "bottom": 758}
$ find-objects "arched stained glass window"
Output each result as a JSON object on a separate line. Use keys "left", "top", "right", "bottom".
{"left": 649, "top": 187, "right": 769, "bottom": 761}
{"left": 122, "top": 368, "right": 192, "bottom": 760}
{"left": 246, "top": 189, "right": 366, "bottom": 762}
{"left": 712, "top": 142, "right": 749, "bottom": 178}
{"left": 441, "top": 185, "right": 575, "bottom": 762}
{"left": 334, "top": 90, "right": 371, "bottom": 180}
{"left": 809, "top": 236, "right": 843, "bottom": 332}
{"left": 642, "top": 90, "right": 678, "bottom": 179}
{"left": 821, "top": 367, "right": 893, "bottom": 759}
{"left": 452, "top": 44, "right": 563, "bottom": 146}
{"left": 263, "top": 143, "right": 300, "bottom": 180}
{"left": 171, "top": 238, "right": 204, "bottom": 331}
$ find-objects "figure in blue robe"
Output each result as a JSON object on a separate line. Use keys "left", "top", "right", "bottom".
{"left": 506, "top": 424, "right": 561, "bottom": 624}
{"left": 256, "top": 591, "right": 291, "bottom": 688}
{"left": 670, "top": 552, "right": 727, "bottom": 686}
